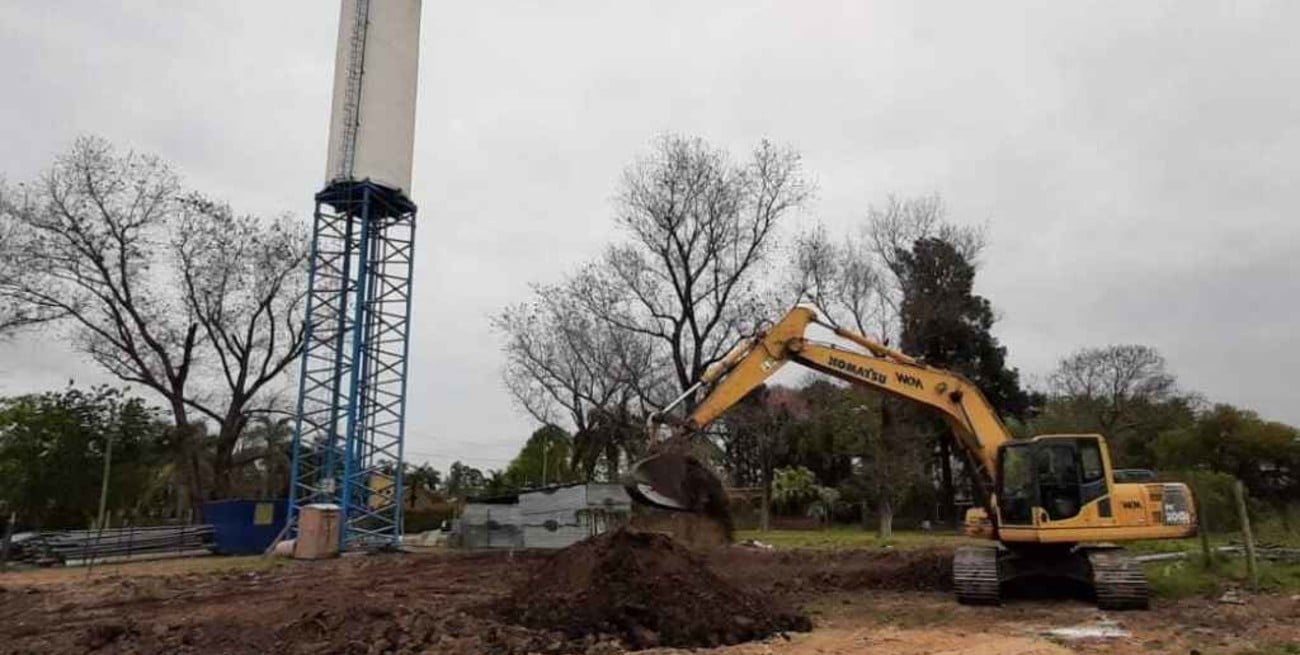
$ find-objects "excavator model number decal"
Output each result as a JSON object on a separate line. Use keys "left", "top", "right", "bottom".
{"left": 895, "top": 372, "right": 924, "bottom": 389}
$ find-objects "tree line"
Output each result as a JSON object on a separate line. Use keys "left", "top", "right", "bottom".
{"left": 2, "top": 134, "right": 1295, "bottom": 534}
{"left": 0, "top": 386, "right": 296, "bottom": 529}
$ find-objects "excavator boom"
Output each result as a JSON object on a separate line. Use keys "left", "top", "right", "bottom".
{"left": 628, "top": 306, "right": 1010, "bottom": 510}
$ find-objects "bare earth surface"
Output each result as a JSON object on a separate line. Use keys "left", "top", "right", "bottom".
{"left": 1, "top": 541, "right": 1297, "bottom": 655}
{"left": 648, "top": 591, "right": 1300, "bottom": 655}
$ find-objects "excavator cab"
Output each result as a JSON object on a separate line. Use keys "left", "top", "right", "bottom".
{"left": 998, "top": 434, "right": 1102, "bottom": 527}
{"left": 992, "top": 433, "right": 1195, "bottom": 547}
{"left": 996, "top": 435, "right": 1112, "bottom": 529}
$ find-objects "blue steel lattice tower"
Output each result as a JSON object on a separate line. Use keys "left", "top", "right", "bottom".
{"left": 289, "top": 0, "right": 422, "bottom": 549}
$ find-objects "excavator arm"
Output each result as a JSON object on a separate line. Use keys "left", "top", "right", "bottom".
{"left": 628, "top": 306, "right": 1012, "bottom": 510}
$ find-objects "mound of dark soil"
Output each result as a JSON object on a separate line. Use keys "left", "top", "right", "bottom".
{"left": 498, "top": 529, "right": 811, "bottom": 650}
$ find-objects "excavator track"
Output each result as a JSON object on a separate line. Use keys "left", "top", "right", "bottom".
{"left": 1087, "top": 548, "right": 1149, "bottom": 610}
{"left": 953, "top": 546, "right": 1001, "bottom": 605}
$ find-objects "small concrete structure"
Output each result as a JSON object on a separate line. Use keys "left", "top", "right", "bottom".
{"left": 294, "top": 503, "right": 342, "bottom": 559}
{"left": 459, "top": 483, "right": 630, "bottom": 549}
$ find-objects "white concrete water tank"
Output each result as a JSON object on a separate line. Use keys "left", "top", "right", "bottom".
{"left": 324, "top": 0, "right": 421, "bottom": 195}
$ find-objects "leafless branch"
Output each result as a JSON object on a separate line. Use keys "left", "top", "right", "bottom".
{"left": 0, "top": 137, "right": 309, "bottom": 501}
{"left": 572, "top": 136, "right": 811, "bottom": 401}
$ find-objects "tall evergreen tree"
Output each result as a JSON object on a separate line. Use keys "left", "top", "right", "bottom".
{"left": 897, "top": 238, "right": 1035, "bottom": 416}
{"left": 896, "top": 237, "right": 1037, "bottom": 523}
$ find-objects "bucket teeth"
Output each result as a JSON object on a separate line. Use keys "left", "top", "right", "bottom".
{"left": 623, "top": 480, "right": 691, "bottom": 511}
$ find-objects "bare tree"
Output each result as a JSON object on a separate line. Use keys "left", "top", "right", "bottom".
{"left": 0, "top": 138, "right": 206, "bottom": 507}
{"left": 0, "top": 137, "right": 307, "bottom": 505}
{"left": 790, "top": 194, "right": 985, "bottom": 343}
{"left": 0, "top": 207, "right": 48, "bottom": 334}
{"left": 173, "top": 195, "right": 308, "bottom": 497}
{"left": 573, "top": 135, "right": 810, "bottom": 403}
{"left": 787, "top": 224, "right": 888, "bottom": 337}
{"left": 788, "top": 226, "right": 916, "bottom": 533}
{"left": 788, "top": 194, "right": 988, "bottom": 531}
{"left": 1048, "top": 344, "right": 1178, "bottom": 433}
{"left": 494, "top": 281, "right": 661, "bottom": 480}
{"left": 863, "top": 194, "right": 986, "bottom": 340}
{"left": 865, "top": 195, "right": 992, "bottom": 526}
{"left": 494, "top": 282, "right": 656, "bottom": 433}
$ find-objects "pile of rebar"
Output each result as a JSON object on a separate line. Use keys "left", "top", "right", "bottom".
{"left": 8, "top": 525, "right": 215, "bottom": 566}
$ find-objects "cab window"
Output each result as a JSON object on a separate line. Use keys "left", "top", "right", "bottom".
{"left": 1079, "top": 441, "right": 1103, "bottom": 481}
{"left": 1037, "top": 443, "right": 1082, "bottom": 520}
{"left": 1076, "top": 437, "right": 1108, "bottom": 506}
{"left": 998, "top": 444, "right": 1035, "bottom": 525}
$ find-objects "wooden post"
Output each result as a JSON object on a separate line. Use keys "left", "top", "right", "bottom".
{"left": 1, "top": 511, "right": 15, "bottom": 572}
{"left": 1233, "top": 480, "right": 1258, "bottom": 590}
{"left": 95, "top": 429, "right": 116, "bottom": 530}
{"left": 1195, "top": 493, "right": 1212, "bottom": 569}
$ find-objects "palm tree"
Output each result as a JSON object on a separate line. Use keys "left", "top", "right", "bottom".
{"left": 236, "top": 415, "right": 293, "bottom": 498}
{"left": 404, "top": 463, "right": 441, "bottom": 509}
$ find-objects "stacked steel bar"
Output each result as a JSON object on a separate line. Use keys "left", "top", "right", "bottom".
{"left": 9, "top": 525, "right": 214, "bottom": 566}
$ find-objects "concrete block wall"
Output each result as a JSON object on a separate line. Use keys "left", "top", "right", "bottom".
{"left": 460, "top": 484, "right": 632, "bottom": 550}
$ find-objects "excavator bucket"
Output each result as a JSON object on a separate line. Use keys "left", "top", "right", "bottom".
{"left": 623, "top": 451, "right": 730, "bottom": 516}
{"left": 624, "top": 451, "right": 696, "bottom": 511}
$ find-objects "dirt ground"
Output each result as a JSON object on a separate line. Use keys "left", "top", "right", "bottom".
{"left": 654, "top": 591, "right": 1300, "bottom": 655}
{"left": 1, "top": 543, "right": 1297, "bottom": 655}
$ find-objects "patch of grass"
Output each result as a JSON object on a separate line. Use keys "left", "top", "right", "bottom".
{"left": 1124, "top": 530, "right": 1300, "bottom": 555}
{"left": 1256, "top": 559, "right": 1300, "bottom": 592}
{"left": 1145, "top": 560, "right": 1223, "bottom": 598}
{"left": 734, "top": 527, "right": 980, "bottom": 551}
{"left": 1125, "top": 537, "right": 1207, "bottom": 554}
{"left": 1234, "top": 642, "right": 1300, "bottom": 655}
{"left": 1145, "top": 557, "right": 1300, "bottom": 599}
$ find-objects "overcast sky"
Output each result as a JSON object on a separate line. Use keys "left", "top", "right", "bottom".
{"left": 2, "top": 1, "right": 1297, "bottom": 473}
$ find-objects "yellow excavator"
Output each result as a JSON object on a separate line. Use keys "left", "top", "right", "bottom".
{"left": 625, "top": 306, "right": 1196, "bottom": 609}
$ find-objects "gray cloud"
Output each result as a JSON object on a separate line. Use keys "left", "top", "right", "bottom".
{"left": 2, "top": 0, "right": 1297, "bottom": 472}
